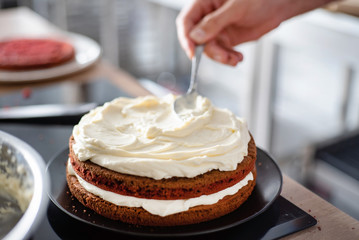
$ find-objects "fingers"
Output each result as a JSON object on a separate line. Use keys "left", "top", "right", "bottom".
{"left": 176, "top": 0, "right": 248, "bottom": 65}
{"left": 189, "top": 0, "right": 244, "bottom": 44}
{"left": 176, "top": 0, "right": 221, "bottom": 58}
{"left": 204, "top": 40, "right": 243, "bottom": 66}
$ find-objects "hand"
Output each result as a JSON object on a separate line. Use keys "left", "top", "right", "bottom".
{"left": 176, "top": 0, "right": 334, "bottom": 66}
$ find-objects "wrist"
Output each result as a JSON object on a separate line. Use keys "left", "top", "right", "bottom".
{"left": 280, "top": 0, "right": 337, "bottom": 22}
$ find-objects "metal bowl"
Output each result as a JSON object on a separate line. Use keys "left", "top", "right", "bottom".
{"left": 0, "top": 130, "right": 49, "bottom": 240}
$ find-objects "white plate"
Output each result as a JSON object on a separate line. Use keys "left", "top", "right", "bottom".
{"left": 0, "top": 33, "right": 101, "bottom": 83}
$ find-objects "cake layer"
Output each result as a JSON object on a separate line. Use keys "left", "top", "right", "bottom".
{"left": 66, "top": 167, "right": 257, "bottom": 226}
{"left": 0, "top": 38, "right": 74, "bottom": 69}
{"left": 69, "top": 135, "right": 256, "bottom": 200}
{"left": 68, "top": 160, "right": 254, "bottom": 217}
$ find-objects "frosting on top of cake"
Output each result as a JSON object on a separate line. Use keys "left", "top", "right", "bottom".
{"left": 72, "top": 94, "right": 250, "bottom": 180}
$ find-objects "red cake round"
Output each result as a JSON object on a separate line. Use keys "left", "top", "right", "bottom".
{"left": 0, "top": 38, "right": 75, "bottom": 70}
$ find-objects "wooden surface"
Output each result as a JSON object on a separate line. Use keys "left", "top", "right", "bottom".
{"left": 281, "top": 175, "right": 359, "bottom": 239}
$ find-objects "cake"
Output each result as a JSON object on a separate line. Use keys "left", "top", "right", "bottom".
{"left": 0, "top": 38, "right": 75, "bottom": 70}
{"left": 66, "top": 94, "right": 257, "bottom": 226}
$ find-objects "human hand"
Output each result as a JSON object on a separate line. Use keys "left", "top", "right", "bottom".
{"left": 176, "top": 0, "right": 333, "bottom": 66}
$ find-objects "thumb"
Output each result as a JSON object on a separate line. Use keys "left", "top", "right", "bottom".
{"left": 189, "top": 0, "right": 241, "bottom": 44}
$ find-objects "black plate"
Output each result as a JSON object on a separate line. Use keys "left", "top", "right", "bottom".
{"left": 46, "top": 147, "right": 282, "bottom": 237}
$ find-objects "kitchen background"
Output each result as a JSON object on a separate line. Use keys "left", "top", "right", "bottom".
{"left": 1, "top": 0, "right": 359, "bottom": 220}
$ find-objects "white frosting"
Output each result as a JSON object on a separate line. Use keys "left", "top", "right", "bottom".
{"left": 73, "top": 95, "right": 250, "bottom": 179}
{"left": 72, "top": 94, "right": 251, "bottom": 180}
{"left": 67, "top": 161, "right": 253, "bottom": 217}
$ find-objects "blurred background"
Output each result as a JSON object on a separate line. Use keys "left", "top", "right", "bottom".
{"left": 1, "top": 0, "right": 359, "bottom": 220}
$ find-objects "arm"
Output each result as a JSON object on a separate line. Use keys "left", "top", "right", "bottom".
{"left": 176, "top": 0, "right": 336, "bottom": 66}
